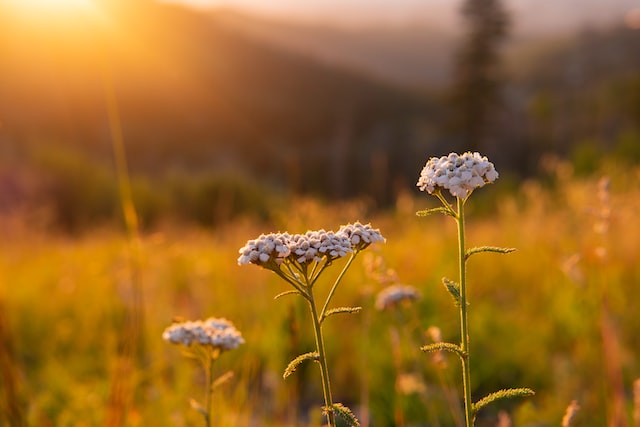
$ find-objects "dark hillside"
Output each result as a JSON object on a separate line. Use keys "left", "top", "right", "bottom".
{"left": 0, "top": 2, "right": 435, "bottom": 205}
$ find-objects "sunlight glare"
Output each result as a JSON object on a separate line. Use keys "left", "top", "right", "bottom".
{"left": 6, "top": 0, "right": 98, "bottom": 20}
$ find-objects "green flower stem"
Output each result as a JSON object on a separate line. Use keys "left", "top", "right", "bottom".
{"left": 307, "top": 290, "right": 337, "bottom": 427}
{"left": 456, "top": 197, "right": 473, "bottom": 427}
{"left": 203, "top": 348, "right": 223, "bottom": 427}
{"left": 320, "top": 252, "right": 357, "bottom": 322}
{"left": 204, "top": 353, "right": 215, "bottom": 427}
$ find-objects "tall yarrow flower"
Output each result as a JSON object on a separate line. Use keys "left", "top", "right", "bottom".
{"left": 416, "top": 152, "right": 533, "bottom": 427}
{"left": 163, "top": 317, "right": 244, "bottom": 427}
{"left": 163, "top": 317, "right": 244, "bottom": 351}
{"left": 237, "top": 221, "right": 385, "bottom": 427}
{"left": 417, "top": 151, "right": 498, "bottom": 199}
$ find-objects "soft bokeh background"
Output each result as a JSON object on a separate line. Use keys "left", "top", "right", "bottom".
{"left": 1, "top": 0, "right": 640, "bottom": 426}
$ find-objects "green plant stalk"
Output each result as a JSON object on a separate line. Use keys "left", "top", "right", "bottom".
{"left": 456, "top": 197, "right": 473, "bottom": 427}
{"left": 204, "top": 353, "right": 214, "bottom": 427}
{"left": 307, "top": 290, "right": 337, "bottom": 427}
{"left": 320, "top": 253, "right": 357, "bottom": 321}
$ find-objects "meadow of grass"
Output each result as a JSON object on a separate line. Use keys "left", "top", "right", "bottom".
{"left": 1, "top": 160, "right": 640, "bottom": 426}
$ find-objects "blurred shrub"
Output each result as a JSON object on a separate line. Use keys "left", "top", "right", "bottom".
{"left": 164, "top": 171, "right": 279, "bottom": 227}
{"left": 614, "top": 128, "right": 640, "bottom": 164}
{"left": 20, "top": 144, "right": 281, "bottom": 232}
{"left": 30, "top": 144, "right": 118, "bottom": 231}
{"left": 570, "top": 139, "right": 603, "bottom": 176}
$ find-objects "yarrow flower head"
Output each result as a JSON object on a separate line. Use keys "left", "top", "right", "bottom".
{"left": 338, "top": 222, "right": 386, "bottom": 252}
{"left": 237, "top": 223, "right": 385, "bottom": 270}
{"left": 417, "top": 151, "right": 498, "bottom": 199}
{"left": 162, "top": 317, "right": 245, "bottom": 352}
{"left": 375, "top": 284, "right": 420, "bottom": 311}
{"left": 237, "top": 232, "right": 293, "bottom": 267}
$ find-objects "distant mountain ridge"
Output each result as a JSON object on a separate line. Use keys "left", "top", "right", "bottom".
{"left": 207, "top": 0, "right": 638, "bottom": 88}
{"left": 0, "top": 1, "right": 434, "bottom": 204}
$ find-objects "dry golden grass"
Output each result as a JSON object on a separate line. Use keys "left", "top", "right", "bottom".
{"left": 1, "top": 163, "right": 639, "bottom": 426}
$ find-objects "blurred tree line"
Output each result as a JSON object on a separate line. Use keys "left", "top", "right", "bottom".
{"left": 1, "top": 0, "right": 639, "bottom": 230}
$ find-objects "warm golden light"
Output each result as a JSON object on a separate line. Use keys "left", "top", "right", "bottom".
{"left": 5, "top": 0, "right": 99, "bottom": 22}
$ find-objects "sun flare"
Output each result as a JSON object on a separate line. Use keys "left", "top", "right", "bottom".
{"left": 5, "top": 0, "right": 98, "bottom": 20}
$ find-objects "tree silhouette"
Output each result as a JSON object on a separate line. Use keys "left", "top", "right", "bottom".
{"left": 450, "top": 0, "right": 510, "bottom": 152}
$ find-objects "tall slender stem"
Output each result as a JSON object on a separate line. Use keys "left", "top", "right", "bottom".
{"left": 308, "top": 291, "right": 336, "bottom": 427}
{"left": 456, "top": 197, "right": 474, "bottom": 427}
{"left": 205, "top": 353, "right": 215, "bottom": 427}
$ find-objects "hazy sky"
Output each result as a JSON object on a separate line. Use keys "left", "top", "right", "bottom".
{"left": 161, "top": 0, "right": 458, "bottom": 25}
{"left": 161, "top": 0, "right": 638, "bottom": 32}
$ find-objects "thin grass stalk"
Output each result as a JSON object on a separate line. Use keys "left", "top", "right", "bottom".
{"left": 102, "top": 64, "right": 145, "bottom": 427}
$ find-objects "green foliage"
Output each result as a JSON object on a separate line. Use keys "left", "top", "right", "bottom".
{"left": 420, "top": 342, "right": 466, "bottom": 360}
{"left": 322, "top": 306, "right": 362, "bottom": 321}
{"left": 416, "top": 207, "right": 455, "bottom": 217}
{"left": 2, "top": 163, "right": 640, "bottom": 426}
{"left": 323, "top": 403, "right": 360, "bottom": 427}
{"left": 30, "top": 143, "right": 118, "bottom": 231}
{"left": 465, "top": 246, "right": 516, "bottom": 260}
{"left": 442, "top": 277, "right": 462, "bottom": 306}
{"left": 283, "top": 352, "right": 319, "bottom": 379}
{"left": 472, "top": 388, "right": 535, "bottom": 414}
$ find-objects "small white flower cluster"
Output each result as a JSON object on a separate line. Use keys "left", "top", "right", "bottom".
{"left": 237, "top": 232, "right": 293, "bottom": 266}
{"left": 162, "top": 317, "right": 244, "bottom": 351}
{"left": 237, "top": 222, "right": 385, "bottom": 268}
{"left": 288, "top": 230, "right": 352, "bottom": 263}
{"left": 338, "top": 222, "right": 386, "bottom": 251}
{"left": 417, "top": 152, "right": 499, "bottom": 199}
{"left": 375, "top": 285, "right": 420, "bottom": 311}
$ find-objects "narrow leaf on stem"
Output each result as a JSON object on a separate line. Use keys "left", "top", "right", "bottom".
{"left": 274, "top": 290, "right": 300, "bottom": 300}
{"left": 324, "top": 403, "right": 361, "bottom": 427}
{"left": 442, "top": 277, "right": 462, "bottom": 306}
{"left": 416, "top": 207, "right": 455, "bottom": 217}
{"left": 472, "top": 388, "right": 535, "bottom": 414}
{"left": 211, "top": 371, "right": 234, "bottom": 390}
{"left": 465, "top": 246, "right": 516, "bottom": 261}
{"left": 283, "top": 352, "right": 319, "bottom": 379}
{"left": 420, "top": 342, "right": 467, "bottom": 360}
{"left": 322, "top": 306, "right": 362, "bottom": 323}
{"left": 189, "top": 398, "right": 208, "bottom": 417}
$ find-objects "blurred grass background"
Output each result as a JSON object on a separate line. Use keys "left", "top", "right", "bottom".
{"left": 2, "top": 1, "right": 640, "bottom": 425}
{"left": 1, "top": 159, "right": 639, "bottom": 426}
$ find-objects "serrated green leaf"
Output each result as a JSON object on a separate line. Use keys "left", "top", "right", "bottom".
{"left": 420, "top": 342, "right": 467, "bottom": 360}
{"left": 323, "top": 403, "right": 361, "bottom": 427}
{"left": 274, "top": 290, "right": 300, "bottom": 300}
{"left": 442, "top": 277, "right": 462, "bottom": 306}
{"left": 472, "top": 387, "right": 535, "bottom": 414}
{"left": 324, "top": 306, "right": 362, "bottom": 319}
{"left": 416, "top": 207, "right": 454, "bottom": 217}
{"left": 283, "top": 352, "right": 319, "bottom": 379}
{"left": 465, "top": 246, "right": 516, "bottom": 261}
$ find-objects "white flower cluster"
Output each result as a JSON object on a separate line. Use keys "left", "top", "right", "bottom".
{"left": 237, "top": 232, "right": 293, "bottom": 266}
{"left": 417, "top": 152, "right": 499, "bottom": 199}
{"left": 162, "top": 317, "right": 245, "bottom": 351}
{"left": 338, "top": 222, "right": 386, "bottom": 251}
{"left": 237, "top": 222, "right": 385, "bottom": 268}
{"left": 375, "top": 285, "right": 420, "bottom": 311}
